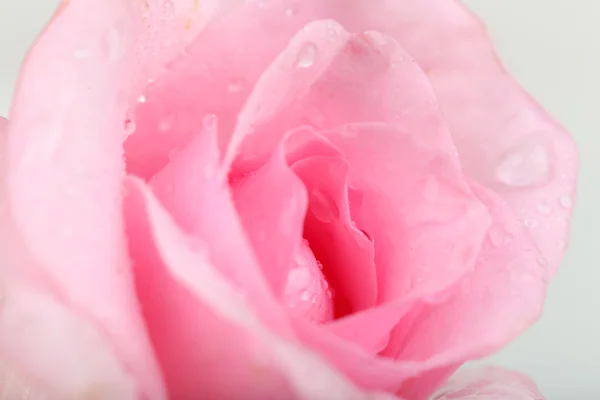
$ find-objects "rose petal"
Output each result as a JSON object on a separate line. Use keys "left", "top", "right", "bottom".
{"left": 3, "top": 0, "right": 237, "bottom": 396}
{"left": 148, "top": 116, "right": 291, "bottom": 335}
{"left": 232, "top": 128, "right": 336, "bottom": 322}
{"left": 292, "top": 155, "right": 377, "bottom": 316}
{"left": 124, "top": 177, "right": 399, "bottom": 400}
{"left": 0, "top": 283, "right": 135, "bottom": 399}
{"left": 231, "top": 131, "right": 309, "bottom": 297}
{"left": 432, "top": 366, "right": 546, "bottom": 399}
{"left": 385, "top": 181, "right": 547, "bottom": 399}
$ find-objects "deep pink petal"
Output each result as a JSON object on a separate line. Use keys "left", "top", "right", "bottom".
{"left": 124, "top": 177, "right": 399, "bottom": 400}
{"left": 433, "top": 366, "right": 546, "bottom": 399}
{"left": 148, "top": 116, "right": 291, "bottom": 335}
{"left": 292, "top": 155, "right": 377, "bottom": 315}
{"left": 232, "top": 128, "right": 337, "bottom": 322}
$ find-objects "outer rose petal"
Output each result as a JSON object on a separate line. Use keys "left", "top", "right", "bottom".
{"left": 2, "top": 0, "right": 235, "bottom": 397}
{"left": 124, "top": 177, "right": 399, "bottom": 400}
{"left": 387, "top": 181, "right": 547, "bottom": 399}
{"left": 432, "top": 366, "right": 545, "bottom": 399}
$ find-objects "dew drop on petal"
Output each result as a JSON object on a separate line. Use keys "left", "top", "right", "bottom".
{"left": 523, "top": 218, "right": 538, "bottom": 229}
{"left": 300, "top": 290, "right": 311, "bottom": 302}
{"left": 138, "top": 94, "right": 147, "bottom": 103}
{"left": 559, "top": 195, "right": 573, "bottom": 209}
{"left": 296, "top": 42, "right": 317, "bottom": 68}
{"left": 537, "top": 257, "right": 548, "bottom": 268}
{"left": 494, "top": 142, "right": 551, "bottom": 188}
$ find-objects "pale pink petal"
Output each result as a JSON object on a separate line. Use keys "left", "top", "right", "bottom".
{"left": 2, "top": 0, "right": 232, "bottom": 396}
{"left": 231, "top": 132, "right": 309, "bottom": 297}
{"left": 125, "top": 16, "right": 350, "bottom": 179}
{"left": 148, "top": 116, "right": 291, "bottom": 335}
{"left": 124, "top": 177, "right": 399, "bottom": 400}
{"left": 385, "top": 181, "right": 547, "bottom": 399}
{"left": 338, "top": 0, "right": 578, "bottom": 278}
{"left": 0, "top": 283, "right": 135, "bottom": 399}
{"left": 433, "top": 366, "right": 545, "bottom": 399}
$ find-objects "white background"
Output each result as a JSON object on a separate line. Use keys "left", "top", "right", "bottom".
{"left": 1, "top": 1, "right": 598, "bottom": 398}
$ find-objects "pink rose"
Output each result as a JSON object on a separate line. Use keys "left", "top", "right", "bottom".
{"left": 0, "top": 0, "right": 577, "bottom": 399}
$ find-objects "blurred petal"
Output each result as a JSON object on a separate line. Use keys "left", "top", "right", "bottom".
{"left": 433, "top": 366, "right": 545, "bottom": 399}
{"left": 1, "top": 0, "right": 237, "bottom": 396}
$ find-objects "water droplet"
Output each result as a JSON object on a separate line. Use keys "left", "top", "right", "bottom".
{"left": 296, "top": 42, "right": 317, "bottom": 68}
{"left": 423, "top": 176, "right": 440, "bottom": 203}
{"left": 123, "top": 117, "right": 137, "bottom": 136}
{"left": 310, "top": 188, "right": 340, "bottom": 223}
{"left": 300, "top": 290, "right": 311, "bottom": 301}
{"left": 559, "top": 195, "right": 573, "bottom": 209}
{"left": 523, "top": 218, "right": 538, "bottom": 228}
{"left": 228, "top": 77, "right": 245, "bottom": 93}
{"left": 537, "top": 202, "right": 553, "bottom": 215}
{"left": 310, "top": 294, "right": 317, "bottom": 304}
{"left": 326, "top": 289, "right": 333, "bottom": 299}
{"left": 163, "top": 0, "right": 175, "bottom": 17}
{"left": 537, "top": 257, "right": 548, "bottom": 267}
{"left": 138, "top": 94, "right": 147, "bottom": 103}
{"left": 322, "top": 280, "right": 329, "bottom": 290}
{"left": 494, "top": 143, "right": 551, "bottom": 188}
{"left": 316, "top": 261, "right": 323, "bottom": 270}
{"left": 285, "top": 7, "right": 297, "bottom": 16}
